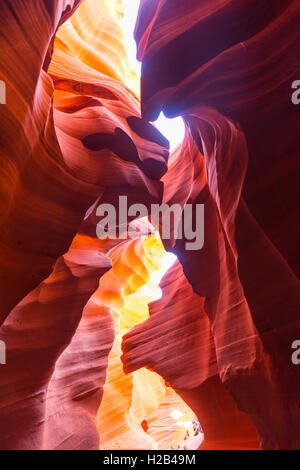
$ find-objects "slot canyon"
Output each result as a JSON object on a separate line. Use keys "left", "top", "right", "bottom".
{"left": 0, "top": 0, "right": 299, "bottom": 451}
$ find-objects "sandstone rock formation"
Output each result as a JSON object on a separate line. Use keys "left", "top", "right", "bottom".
{"left": 128, "top": 0, "right": 300, "bottom": 449}
{"left": 0, "top": 0, "right": 299, "bottom": 451}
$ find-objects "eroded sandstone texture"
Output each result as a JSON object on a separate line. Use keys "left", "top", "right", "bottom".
{"left": 0, "top": 0, "right": 299, "bottom": 450}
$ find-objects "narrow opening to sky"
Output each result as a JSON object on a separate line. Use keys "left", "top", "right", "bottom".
{"left": 122, "top": 0, "right": 185, "bottom": 151}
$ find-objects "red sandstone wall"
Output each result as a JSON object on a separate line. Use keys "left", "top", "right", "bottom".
{"left": 0, "top": 0, "right": 299, "bottom": 450}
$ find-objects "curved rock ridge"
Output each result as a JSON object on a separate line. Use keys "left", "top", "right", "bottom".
{"left": 133, "top": 0, "right": 300, "bottom": 449}
{"left": 122, "top": 257, "right": 260, "bottom": 449}
{"left": 97, "top": 233, "right": 195, "bottom": 450}
{"left": 42, "top": 245, "right": 116, "bottom": 450}
{"left": 0, "top": 0, "right": 169, "bottom": 324}
{"left": 0, "top": 234, "right": 114, "bottom": 450}
{"left": 0, "top": 0, "right": 82, "bottom": 322}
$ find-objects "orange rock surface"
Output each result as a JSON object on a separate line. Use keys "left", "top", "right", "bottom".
{"left": 0, "top": 0, "right": 299, "bottom": 451}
